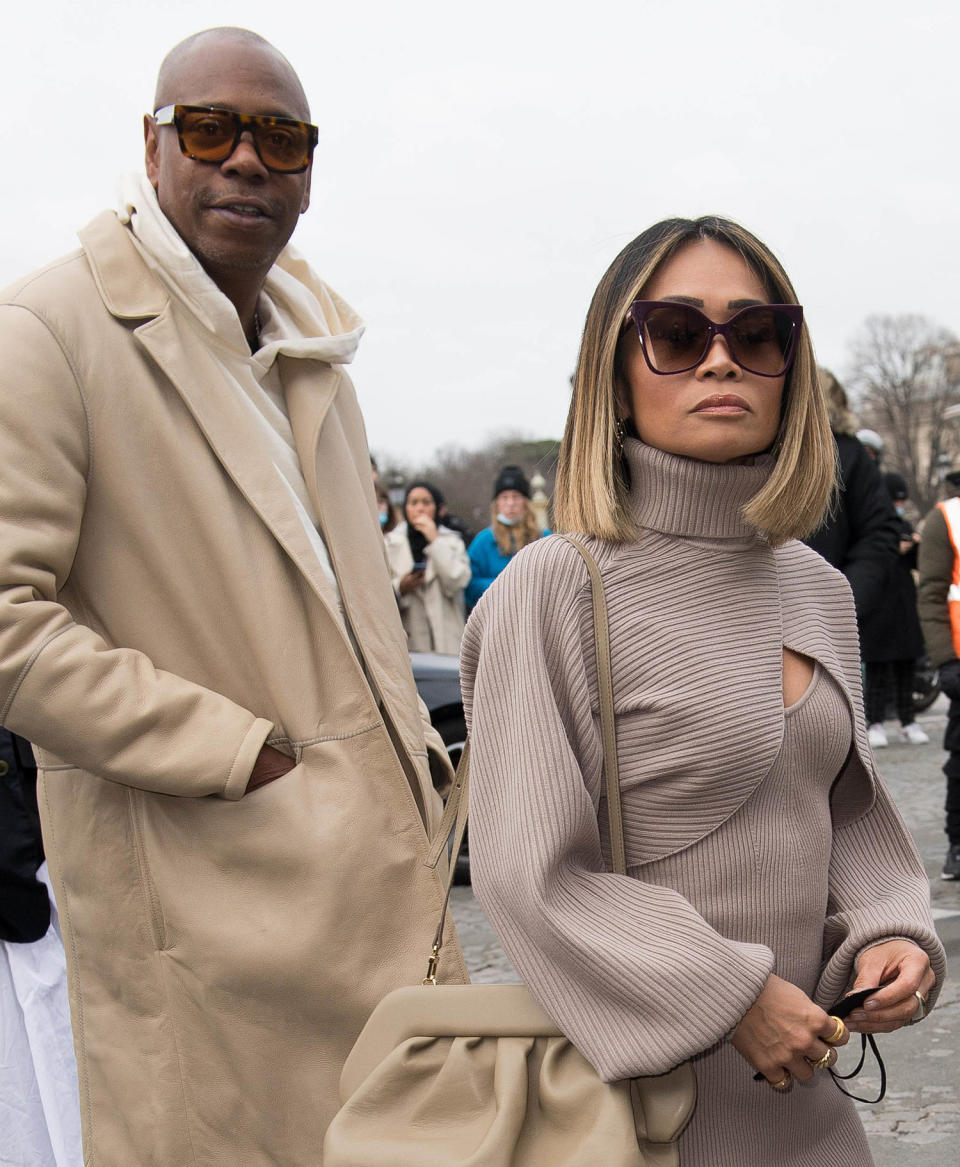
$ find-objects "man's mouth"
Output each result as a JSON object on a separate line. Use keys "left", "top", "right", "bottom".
{"left": 207, "top": 197, "right": 273, "bottom": 219}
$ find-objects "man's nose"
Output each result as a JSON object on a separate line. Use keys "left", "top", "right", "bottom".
{"left": 221, "top": 131, "right": 269, "bottom": 179}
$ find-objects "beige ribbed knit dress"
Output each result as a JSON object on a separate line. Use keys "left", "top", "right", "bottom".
{"left": 459, "top": 439, "right": 946, "bottom": 1167}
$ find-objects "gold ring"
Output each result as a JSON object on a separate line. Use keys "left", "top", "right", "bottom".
{"left": 770, "top": 1074, "right": 791, "bottom": 1091}
{"left": 911, "top": 990, "right": 928, "bottom": 1023}
{"left": 824, "top": 1016, "right": 846, "bottom": 1045}
{"left": 806, "top": 1049, "right": 836, "bottom": 1070}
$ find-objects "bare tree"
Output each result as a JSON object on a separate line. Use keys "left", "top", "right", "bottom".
{"left": 847, "top": 314, "right": 960, "bottom": 515}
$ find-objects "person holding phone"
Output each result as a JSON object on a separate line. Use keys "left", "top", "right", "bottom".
{"left": 460, "top": 217, "right": 944, "bottom": 1165}
{"left": 386, "top": 481, "right": 471, "bottom": 654}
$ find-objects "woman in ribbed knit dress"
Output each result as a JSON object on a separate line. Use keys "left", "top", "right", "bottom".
{"left": 459, "top": 217, "right": 945, "bottom": 1166}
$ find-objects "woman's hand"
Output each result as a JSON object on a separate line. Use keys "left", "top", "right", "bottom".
{"left": 731, "top": 974, "right": 849, "bottom": 1087}
{"left": 397, "top": 568, "right": 425, "bottom": 595}
{"left": 845, "top": 940, "right": 935, "bottom": 1034}
{"left": 409, "top": 513, "right": 439, "bottom": 543}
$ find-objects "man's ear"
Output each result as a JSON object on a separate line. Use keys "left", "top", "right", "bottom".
{"left": 299, "top": 167, "right": 312, "bottom": 215}
{"left": 144, "top": 115, "right": 160, "bottom": 190}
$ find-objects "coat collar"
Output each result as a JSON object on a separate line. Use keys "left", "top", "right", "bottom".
{"left": 77, "top": 211, "right": 357, "bottom": 653}
{"left": 80, "top": 210, "right": 167, "bottom": 319}
{"left": 78, "top": 210, "right": 431, "bottom": 755}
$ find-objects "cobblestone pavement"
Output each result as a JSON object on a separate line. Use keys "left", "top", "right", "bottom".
{"left": 449, "top": 696, "right": 959, "bottom": 1165}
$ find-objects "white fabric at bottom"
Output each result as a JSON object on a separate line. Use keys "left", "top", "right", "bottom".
{"left": 0, "top": 864, "right": 82, "bottom": 1167}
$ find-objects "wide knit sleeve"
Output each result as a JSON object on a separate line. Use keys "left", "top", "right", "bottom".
{"left": 816, "top": 774, "right": 946, "bottom": 1010}
{"left": 460, "top": 537, "right": 775, "bottom": 1082}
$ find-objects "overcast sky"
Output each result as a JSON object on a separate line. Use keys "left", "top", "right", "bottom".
{"left": 4, "top": 0, "right": 957, "bottom": 462}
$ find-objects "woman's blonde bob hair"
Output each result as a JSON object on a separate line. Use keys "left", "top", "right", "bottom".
{"left": 553, "top": 216, "right": 836, "bottom": 546}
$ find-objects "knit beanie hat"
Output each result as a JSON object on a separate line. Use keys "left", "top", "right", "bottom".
{"left": 882, "top": 472, "right": 907, "bottom": 501}
{"left": 492, "top": 465, "right": 531, "bottom": 499}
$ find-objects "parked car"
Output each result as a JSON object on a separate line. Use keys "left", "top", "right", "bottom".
{"left": 410, "top": 652, "right": 469, "bottom": 882}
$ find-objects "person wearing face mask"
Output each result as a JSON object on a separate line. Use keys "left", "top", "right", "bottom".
{"left": 460, "top": 217, "right": 942, "bottom": 1165}
{"left": 385, "top": 481, "right": 471, "bottom": 654}
{"left": 860, "top": 473, "right": 928, "bottom": 747}
{"left": 375, "top": 482, "right": 399, "bottom": 533}
{"left": 465, "top": 466, "right": 550, "bottom": 608}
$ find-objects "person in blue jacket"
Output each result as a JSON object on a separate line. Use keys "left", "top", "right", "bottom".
{"left": 466, "top": 466, "right": 549, "bottom": 608}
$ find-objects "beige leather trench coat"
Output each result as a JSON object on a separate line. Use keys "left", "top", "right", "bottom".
{"left": 0, "top": 211, "right": 467, "bottom": 1166}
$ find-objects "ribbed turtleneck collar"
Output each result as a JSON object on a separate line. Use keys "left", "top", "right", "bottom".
{"left": 624, "top": 438, "right": 774, "bottom": 542}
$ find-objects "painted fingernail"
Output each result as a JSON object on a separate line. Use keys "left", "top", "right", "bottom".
{"left": 864, "top": 999, "right": 880, "bottom": 1011}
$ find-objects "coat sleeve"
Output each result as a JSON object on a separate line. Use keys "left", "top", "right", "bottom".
{"left": 384, "top": 529, "right": 411, "bottom": 602}
{"left": 917, "top": 506, "right": 956, "bottom": 667}
{"left": 815, "top": 775, "right": 946, "bottom": 1010}
{"left": 426, "top": 532, "right": 471, "bottom": 598}
{"left": 0, "top": 305, "right": 272, "bottom": 799}
{"left": 460, "top": 538, "right": 774, "bottom": 1082}
{"left": 838, "top": 442, "right": 901, "bottom": 621}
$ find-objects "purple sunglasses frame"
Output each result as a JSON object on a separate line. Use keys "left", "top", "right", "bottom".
{"left": 625, "top": 300, "right": 804, "bottom": 377}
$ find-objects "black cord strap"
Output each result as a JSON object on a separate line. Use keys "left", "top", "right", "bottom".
{"left": 829, "top": 1033, "right": 887, "bottom": 1104}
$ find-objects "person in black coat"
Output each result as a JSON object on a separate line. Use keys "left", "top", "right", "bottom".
{"left": 0, "top": 728, "right": 49, "bottom": 943}
{"left": 858, "top": 474, "right": 928, "bottom": 747}
{"left": 803, "top": 372, "right": 900, "bottom": 627}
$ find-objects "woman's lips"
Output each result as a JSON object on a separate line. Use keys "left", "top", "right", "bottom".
{"left": 692, "top": 394, "right": 750, "bottom": 414}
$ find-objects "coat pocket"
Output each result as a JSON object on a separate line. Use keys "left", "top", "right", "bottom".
{"left": 128, "top": 787, "right": 167, "bottom": 951}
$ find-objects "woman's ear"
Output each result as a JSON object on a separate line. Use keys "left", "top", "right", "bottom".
{"left": 613, "top": 377, "right": 632, "bottom": 425}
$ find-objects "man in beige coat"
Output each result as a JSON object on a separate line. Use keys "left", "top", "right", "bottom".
{"left": 0, "top": 27, "right": 465, "bottom": 1166}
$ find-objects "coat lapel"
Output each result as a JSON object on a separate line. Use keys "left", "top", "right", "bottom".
{"left": 285, "top": 362, "right": 426, "bottom": 733}
{"left": 135, "top": 313, "right": 353, "bottom": 627}
{"left": 79, "top": 210, "right": 356, "bottom": 635}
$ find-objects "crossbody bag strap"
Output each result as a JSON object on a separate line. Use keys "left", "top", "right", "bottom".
{"left": 421, "top": 534, "right": 624, "bottom": 981}
{"left": 559, "top": 536, "right": 627, "bottom": 875}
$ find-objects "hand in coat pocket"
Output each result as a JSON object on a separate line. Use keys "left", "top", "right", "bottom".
{"left": 246, "top": 744, "right": 296, "bottom": 793}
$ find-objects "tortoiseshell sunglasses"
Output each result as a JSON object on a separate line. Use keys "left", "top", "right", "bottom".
{"left": 153, "top": 104, "right": 318, "bottom": 174}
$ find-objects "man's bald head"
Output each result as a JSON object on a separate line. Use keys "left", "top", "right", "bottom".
{"left": 153, "top": 27, "right": 310, "bottom": 120}
{"left": 144, "top": 27, "right": 314, "bottom": 326}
